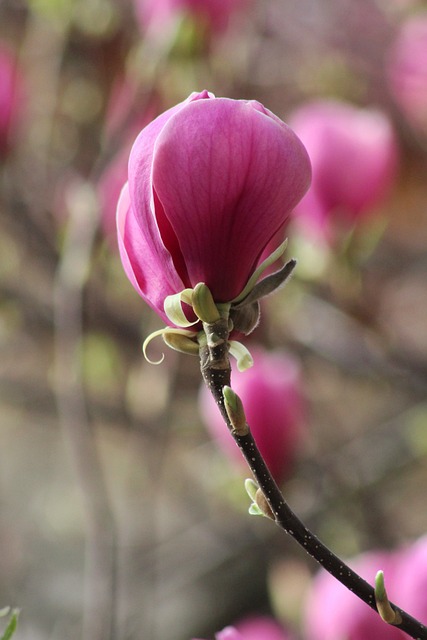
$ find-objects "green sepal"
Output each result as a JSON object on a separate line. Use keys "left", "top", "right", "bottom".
{"left": 228, "top": 341, "right": 254, "bottom": 371}
{"left": 162, "top": 330, "right": 199, "bottom": 356}
{"left": 230, "top": 301, "right": 260, "bottom": 335}
{"left": 231, "top": 239, "right": 288, "bottom": 304}
{"left": 192, "top": 283, "right": 221, "bottom": 323}
{"left": 164, "top": 288, "right": 198, "bottom": 327}
{"left": 143, "top": 327, "right": 198, "bottom": 363}
{"left": 248, "top": 503, "right": 264, "bottom": 516}
{"left": 1, "top": 609, "right": 19, "bottom": 640}
{"left": 244, "top": 478, "right": 259, "bottom": 502}
{"left": 232, "top": 259, "right": 296, "bottom": 310}
{"left": 223, "top": 386, "right": 248, "bottom": 435}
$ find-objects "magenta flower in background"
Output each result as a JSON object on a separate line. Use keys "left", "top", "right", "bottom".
{"left": 117, "top": 90, "right": 311, "bottom": 325}
{"left": 199, "top": 348, "right": 304, "bottom": 484}
{"left": 304, "top": 549, "right": 406, "bottom": 640}
{"left": 134, "top": 0, "right": 247, "bottom": 37}
{"left": 234, "top": 615, "right": 295, "bottom": 640}
{"left": 103, "top": 77, "right": 160, "bottom": 143}
{"left": 193, "top": 615, "right": 295, "bottom": 640}
{"left": 0, "top": 43, "right": 21, "bottom": 154}
{"left": 387, "top": 14, "right": 427, "bottom": 135}
{"left": 289, "top": 100, "right": 399, "bottom": 245}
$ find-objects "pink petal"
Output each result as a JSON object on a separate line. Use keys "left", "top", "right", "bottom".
{"left": 152, "top": 97, "right": 310, "bottom": 301}
{"left": 235, "top": 616, "right": 294, "bottom": 640}
{"left": 124, "top": 92, "right": 211, "bottom": 319}
{"left": 123, "top": 92, "right": 212, "bottom": 314}
{"left": 129, "top": 91, "right": 211, "bottom": 221}
{"left": 117, "top": 183, "right": 185, "bottom": 323}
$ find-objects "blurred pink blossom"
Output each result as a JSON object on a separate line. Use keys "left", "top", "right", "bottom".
{"left": 234, "top": 615, "right": 295, "bottom": 640}
{"left": 289, "top": 100, "right": 399, "bottom": 245}
{"left": 133, "top": 0, "right": 247, "bottom": 38}
{"left": 117, "top": 90, "right": 311, "bottom": 325}
{"left": 304, "top": 540, "right": 427, "bottom": 640}
{"left": 193, "top": 615, "right": 294, "bottom": 640}
{"left": 199, "top": 348, "right": 304, "bottom": 484}
{"left": 387, "top": 14, "right": 427, "bottom": 135}
{"left": 0, "top": 43, "right": 21, "bottom": 154}
{"left": 304, "top": 549, "right": 404, "bottom": 639}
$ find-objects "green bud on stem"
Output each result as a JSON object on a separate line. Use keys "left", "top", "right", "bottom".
{"left": 375, "top": 570, "right": 402, "bottom": 625}
{"left": 192, "top": 282, "right": 221, "bottom": 324}
{"left": 222, "top": 385, "right": 249, "bottom": 435}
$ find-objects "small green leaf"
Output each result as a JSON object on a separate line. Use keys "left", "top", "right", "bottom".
{"left": 192, "top": 283, "right": 220, "bottom": 323}
{"left": 375, "top": 570, "right": 386, "bottom": 602}
{"left": 231, "top": 239, "right": 288, "bottom": 304}
{"left": 233, "top": 259, "right": 296, "bottom": 310}
{"left": 374, "top": 570, "right": 402, "bottom": 625}
{"left": 223, "top": 386, "right": 248, "bottom": 435}
{"left": 162, "top": 329, "right": 199, "bottom": 356}
{"left": 248, "top": 503, "right": 264, "bottom": 516}
{"left": 228, "top": 341, "right": 254, "bottom": 372}
{"left": 143, "top": 327, "right": 198, "bottom": 364}
{"left": 244, "top": 478, "right": 258, "bottom": 502}
{"left": 1, "top": 609, "right": 19, "bottom": 640}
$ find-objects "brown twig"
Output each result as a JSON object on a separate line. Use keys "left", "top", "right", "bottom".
{"left": 199, "top": 316, "right": 427, "bottom": 640}
{"left": 53, "top": 182, "right": 117, "bottom": 640}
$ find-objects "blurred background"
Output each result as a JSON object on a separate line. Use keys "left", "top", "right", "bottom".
{"left": 0, "top": 0, "right": 427, "bottom": 639}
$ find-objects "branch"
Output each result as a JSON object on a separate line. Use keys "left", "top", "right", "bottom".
{"left": 53, "top": 181, "right": 117, "bottom": 640}
{"left": 199, "top": 318, "right": 427, "bottom": 640}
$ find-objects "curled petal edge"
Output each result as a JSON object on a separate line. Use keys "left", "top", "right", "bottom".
{"left": 228, "top": 340, "right": 254, "bottom": 371}
{"left": 143, "top": 327, "right": 198, "bottom": 364}
{"left": 164, "top": 288, "right": 198, "bottom": 327}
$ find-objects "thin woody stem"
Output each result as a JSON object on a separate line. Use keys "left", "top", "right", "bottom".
{"left": 199, "top": 319, "right": 427, "bottom": 640}
{"left": 54, "top": 184, "right": 117, "bottom": 640}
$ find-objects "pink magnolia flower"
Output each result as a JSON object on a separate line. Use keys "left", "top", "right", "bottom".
{"left": 117, "top": 90, "right": 311, "bottom": 325}
{"left": 199, "top": 348, "right": 304, "bottom": 483}
{"left": 304, "top": 549, "right": 406, "bottom": 640}
{"left": 193, "top": 615, "right": 294, "bottom": 640}
{"left": 387, "top": 14, "right": 427, "bottom": 134}
{"left": 289, "top": 100, "right": 399, "bottom": 245}
{"left": 134, "top": 0, "right": 247, "bottom": 37}
{"left": 0, "top": 43, "right": 21, "bottom": 154}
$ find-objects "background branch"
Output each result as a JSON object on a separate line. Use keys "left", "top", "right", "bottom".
{"left": 53, "top": 182, "right": 117, "bottom": 640}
